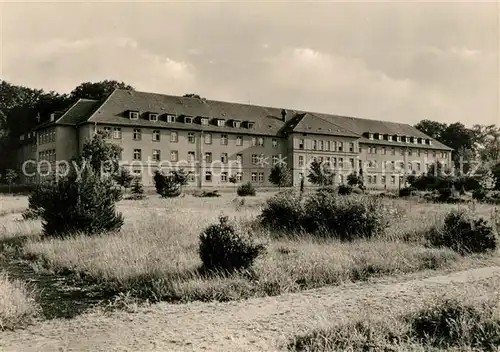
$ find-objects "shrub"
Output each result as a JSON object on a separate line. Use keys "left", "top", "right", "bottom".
{"left": 303, "top": 193, "right": 389, "bottom": 240}
{"left": 473, "top": 188, "right": 488, "bottom": 201}
{"left": 38, "top": 167, "right": 124, "bottom": 238}
{"left": 237, "top": 182, "right": 256, "bottom": 197}
{"left": 316, "top": 187, "right": 336, "bottom": 195}
{"left": 337, "top": 184, "right": 353, "bottom": 195}
{"left": 23, "top": 181, "right": 54, "bottom": 220}
{"left": 428, "top": 209, "right": 497, "bottom": 254}
{"left": 408, "top": 299, "right": 500, "bottom": 350}
{"left": 194, "top": 190, "right": 221, "bottom": 198}
{"left": 199, "top": 216, "right": 265, "bottom": 273}
{"left": 130, "top": 177, "right": 145, "bottom": 200}
{"left": 259, "top": 191, "right": 305, "bottom": 232}
{"left": 399, "top": 187, "right": 415, "bottom": 197}
{"left": 153, "top": 170, "right": 181, "bottom": 198}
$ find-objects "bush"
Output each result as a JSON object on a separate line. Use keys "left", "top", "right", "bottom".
{"left": 303, "top": 193, "right": 389, "bottom": 240}
{"left": 399, "top": 187, "right": 415, "bottom": 197}
{"left": 199, "top": 216, "right": 265, "bottom": 273}
{"left": 408, "top": 299, "right": 500, "bottom": 350}
{"left": 237, "top": 182, "right": 256, "bottom": 197}
{"left": 428, "top": 209, "right": 497, "bottom": 254}
{"left": 337, "top": 184, "right": 353, "bottom": 195}
{"left": 129, "top": 177, "right": 145, "bottom": 200}
{"left": 473, "top": 188, "right": 488, "bottom": 201}
{"left": 316, "top": 187, "right": 336, "bottom": 195}
{"left": 259, "top": 191, "right": 305, "bottom": 232}
{"left": 38, "top": 168, "right": 124, "bottom": 238}
{"left": 23, "top": 181, "right": 54, "bottom": 220}
{"left": 153, "top": 170, "right": 181, "bottom": 197}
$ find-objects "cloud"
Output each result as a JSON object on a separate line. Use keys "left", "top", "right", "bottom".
{"left": 2, "top": 36, "right": 195, "bottom": 94}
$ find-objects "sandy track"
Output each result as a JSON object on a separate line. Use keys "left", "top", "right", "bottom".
{"left": 2, "top": 266, "right": 500, "bottom": 352}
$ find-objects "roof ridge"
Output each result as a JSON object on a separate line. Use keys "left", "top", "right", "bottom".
{"left": 308, "top": 112, "right": 360, "bottom": 136}
{"left": 86, "top": 89, "right": 118, "bottom": 123}
{"left": 54, "top": 99, "right": 84, "bottom": 124}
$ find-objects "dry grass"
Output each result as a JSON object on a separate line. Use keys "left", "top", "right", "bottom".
{"left": 18, "top": 193, "right": 500, "bottom": 302}
{"left": 0, "top": 272, "right": 40, "bottom": 330}
{"left": 0, "top": 196, "right": 29, "bottom": 217}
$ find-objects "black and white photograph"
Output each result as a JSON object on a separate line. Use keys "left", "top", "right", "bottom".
{"left": 0, "top": 1, "right": 499, "bottom": 351}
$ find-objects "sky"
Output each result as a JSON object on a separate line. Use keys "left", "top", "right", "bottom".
{"left": 0, "top": 1, "right": 498, "bottom": 126}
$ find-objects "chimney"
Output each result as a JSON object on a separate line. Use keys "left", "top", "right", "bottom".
{"left": 281, "top": 109, "right": 287, "bottom": 121}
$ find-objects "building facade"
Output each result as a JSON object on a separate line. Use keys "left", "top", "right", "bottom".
{"left": 15, "top": 89, "right": 453, "bottom": 189}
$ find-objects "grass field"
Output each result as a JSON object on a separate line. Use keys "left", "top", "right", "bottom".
{"left": 4, "top": 193, "right": 497, "bottom": 303}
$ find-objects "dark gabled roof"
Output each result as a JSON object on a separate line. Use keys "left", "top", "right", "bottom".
{"left": 288, "top": 113, "right": 360, "bottom": 138}
{"left": 87, "top": 89, "right": 293, "bottom": 136}
{"left": 56, "top": 99, "right": 100, "bottom": 125}
{"left": 78, "top": 88, "right": 452, "bottom": 150}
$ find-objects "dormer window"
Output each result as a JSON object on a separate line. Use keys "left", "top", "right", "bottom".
{"left": 427, "top": 139, "right": 432, "bottom": 145}
{"left": 233, "top": 120, "right": 241, "bottom": 128}
{"left": 378, "top": 134, "right": 383, "bottom": 140}
{"left": 129, "top": 111, "right": 139, "bottom": 120}
{"left": 217, "top": 119, "right": 225, "bottom": 127}
{"left": 369, "top": 133, "right": 374, "bottom": 140}
{"left": 185, "top": 116, "right": 193, "bottom": 124}
{"left": 201, "top": 118, "right": 209, "bottom": 125}
{"left": 166, "top": 114, "right": 176, "bottom": 123}
{"left": 247, "top": 121, "right": 255, "bottom": 129}
{"left": 149, "top": 113, "right": 158, "bottom": 122}
{"left": 397, "top": 136, "right": 401, "bottom": 142}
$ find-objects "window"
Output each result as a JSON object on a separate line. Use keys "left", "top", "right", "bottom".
{"left": 417, "top": 149, "right": 421, "bottom": 157}
{"left": 382, "top": 147, "right": 386, "bottom": 155}
{"left": 257, "top": 137, "right": 264, "bottom": 147}
{"left": 133, "top": 149, "right": 142, "bottom": 160}
{"left": 188, "top": 173, "right": 195, "bottom": 182}
{"left": 373, "top": 175, "right": 377, "bottom": 184}
{"left": 103, "top": 127, "right": 111, "bottom": 138}
{"left": 152, "top": 130, "right": 160, "bottom": 141}
{"left": 233, "top": 121, "right": 241, "bottom": 128}
{"left": 204, "top": 152, "right": 212, "bottom": 163}
{"left": 221, "top": 172, "right": 228, "bottom": 182}
{"left": 113, "top": 128, "right": 121, "bottom": 139}
{"left": 399, "top": 161, "right": 405, "bottom": 170}
{"left": 171, "top": 151, "right": 178, "bottom": 162}
{"left": 204, "top": 133, "right": 212, "bottom": 144}
{"left": 319, "top": 140, "right": 324, "bottom": 151}
{"left": 432, "top": 151, "right": 436, "bottom": 158}
{"left": 236, "top": 154, "right": 242, "bottom": 163}
{"left": 170, "top": 131, "right": 178, "bottom": 143}
{"left": 258, "top": 172, "right": 264, "bottom": 183}
{"left": 251, "top": 172, "right": 257, "bottom": 182}
{"left": 326, "top": 141, "right": 330, "bottom": 151}
{"left": 272, "top": 139, "right": 279, "bottom": 148}
{"left": 221, "top": 134, "right": 228, "bottom": 145}
{"left": 400, "top": 148, "right": 404, "bottom": 156}
{"left": 205, "top": 171, "right": 212, "bottom": 182}
{"left": 408, "top": 149, "right": 413, "bottom": 156}
{"left": 349, "top": 158, "right": 355, "bottom": 168}
{"left": 201, "top": 118, "right": 209, "bottom": 125}
{"left": 391, "top": 161, "right": 395, "bottom": 170}
{"left": 167, "top": 115, "right": 175, "bottom": 123}
{"left": 391, "top": 176, "right": 396, "bottom": 184}
{"left": 188, "top": 132, "right": 195, "bottom": 144}
{"left": 217, "top": 119, "right": 225, "bottom": 127}
{"left": 149, "top": 113, "right": 158, "bottom": 122}
{"left": 424, "top": 150, "right": 428, "bottom": 156}
{"left": 368, "top": 175, "right": 372, "bottom": 184}
{"left": 338, "top": 158, "right": 344, "bottom": 168}
{"left": 252, "top": 137, "right": 257, "bottom": 147}
{"left": 349, "top": 143, "right": 354, "bottom": 152}
{"left": 133, "top": 170, "right": 141, "bottom": 176}
{"left": 221, "top": 153, "right": 228, "bottom": 163}
{"left": 129, "top": 111, "right": 139, "bottom": 120}
{"left": 236, "top": 172, "right": 243, "bottom": 182}
{"left": 252, "top": 154, "right": 259, "bottom": 165}
{"left": 185, "top": 117, "right": 193, "bottom": 124}
{"left": 417, "top": 163, "right": 421, "bottom": 171}
{"left": 381, "top": 176, "right": 386, "bottom": 184}
{"left": 236, "top": 136, "right": 243, "bottom": 146}
{"left": 133, "top": 129, "right": 141, "bottom": 141}
{"left": 408, "top": 162, "right": 412, "bottom": 171}
{"left": 312, "top": 140, "right": 317, "bottom": 150}
{"left": 188, "top": 151, "right": 195, "bottom": 162}
{"left": 368, "top": 160, "right": 376, "bottom": 168}
{"left": 298, "top": 155, "right": 304, "bottom": 167}
{"left": 299, "top": 139, "right": 304, "bottom": 149}
{"left": 152, "top": 149, "right": 161, "bottom": 161}
{"left": 272, "top": 155, "right": 279, "bottom": 165}
{"left": 332, "top": 157, "right": 337, "bottom": 167}
{"left": 391, "top": 148, "right": 395, "bottom": 156}
{"left": 247, "top": 122, "right": 255, "bottom": 129}
{"left": 338, "top": 142, "right": 343, "bottom": 152}
{"left": 339, "top": 175, "right": 344, "bottom": 184}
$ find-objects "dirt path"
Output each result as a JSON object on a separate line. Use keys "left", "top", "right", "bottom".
{"left": 2, "top": 266, "right": 500, "bottom": 352}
